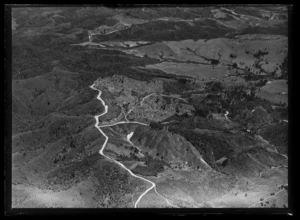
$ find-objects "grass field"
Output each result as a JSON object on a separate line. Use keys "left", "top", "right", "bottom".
{"left": 256, "top": 80, "right": 288, "bottom": 105}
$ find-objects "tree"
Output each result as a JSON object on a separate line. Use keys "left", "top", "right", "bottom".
{"left": 178, "top": 78, "right": 188, "bottom": 85}
{"left": 229, "top": 53, "right": 237, "bottom": 59}
{"left": 149, "top": 122, "right": 163, "bottom": 130}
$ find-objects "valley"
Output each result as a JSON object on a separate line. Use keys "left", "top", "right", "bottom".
{"left": 9, "top": 5, "right": 289, "bottom": 209}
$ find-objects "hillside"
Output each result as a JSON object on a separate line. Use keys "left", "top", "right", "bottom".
{"left": 10, "top": 5, "right": 289, "bottom": 209}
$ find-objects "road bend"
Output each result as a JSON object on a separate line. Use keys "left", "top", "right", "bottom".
{"left": 90, "top": 83, "right": 178, "bottom": 208}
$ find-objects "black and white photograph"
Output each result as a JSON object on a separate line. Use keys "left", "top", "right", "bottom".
{"left": 6, "top": 4, "right": 292, "bottom": 213}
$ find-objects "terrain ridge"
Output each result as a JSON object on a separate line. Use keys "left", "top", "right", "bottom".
{"left": 90, "top": 83, "right": 178, "bottom": 208}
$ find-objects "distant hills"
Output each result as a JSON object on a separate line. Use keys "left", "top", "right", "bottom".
{"left": 11, "top": 5, "right": 289, "bottom": 208}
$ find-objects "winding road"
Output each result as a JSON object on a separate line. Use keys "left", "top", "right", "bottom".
{"left": 90, "top": 84, "right": 287, "bottom": 208}
{"left": 90, "top": 83, "right": 179, "bottom": 208}
{"left": 224, "top": 111, "right": 230, "bottom": 121}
